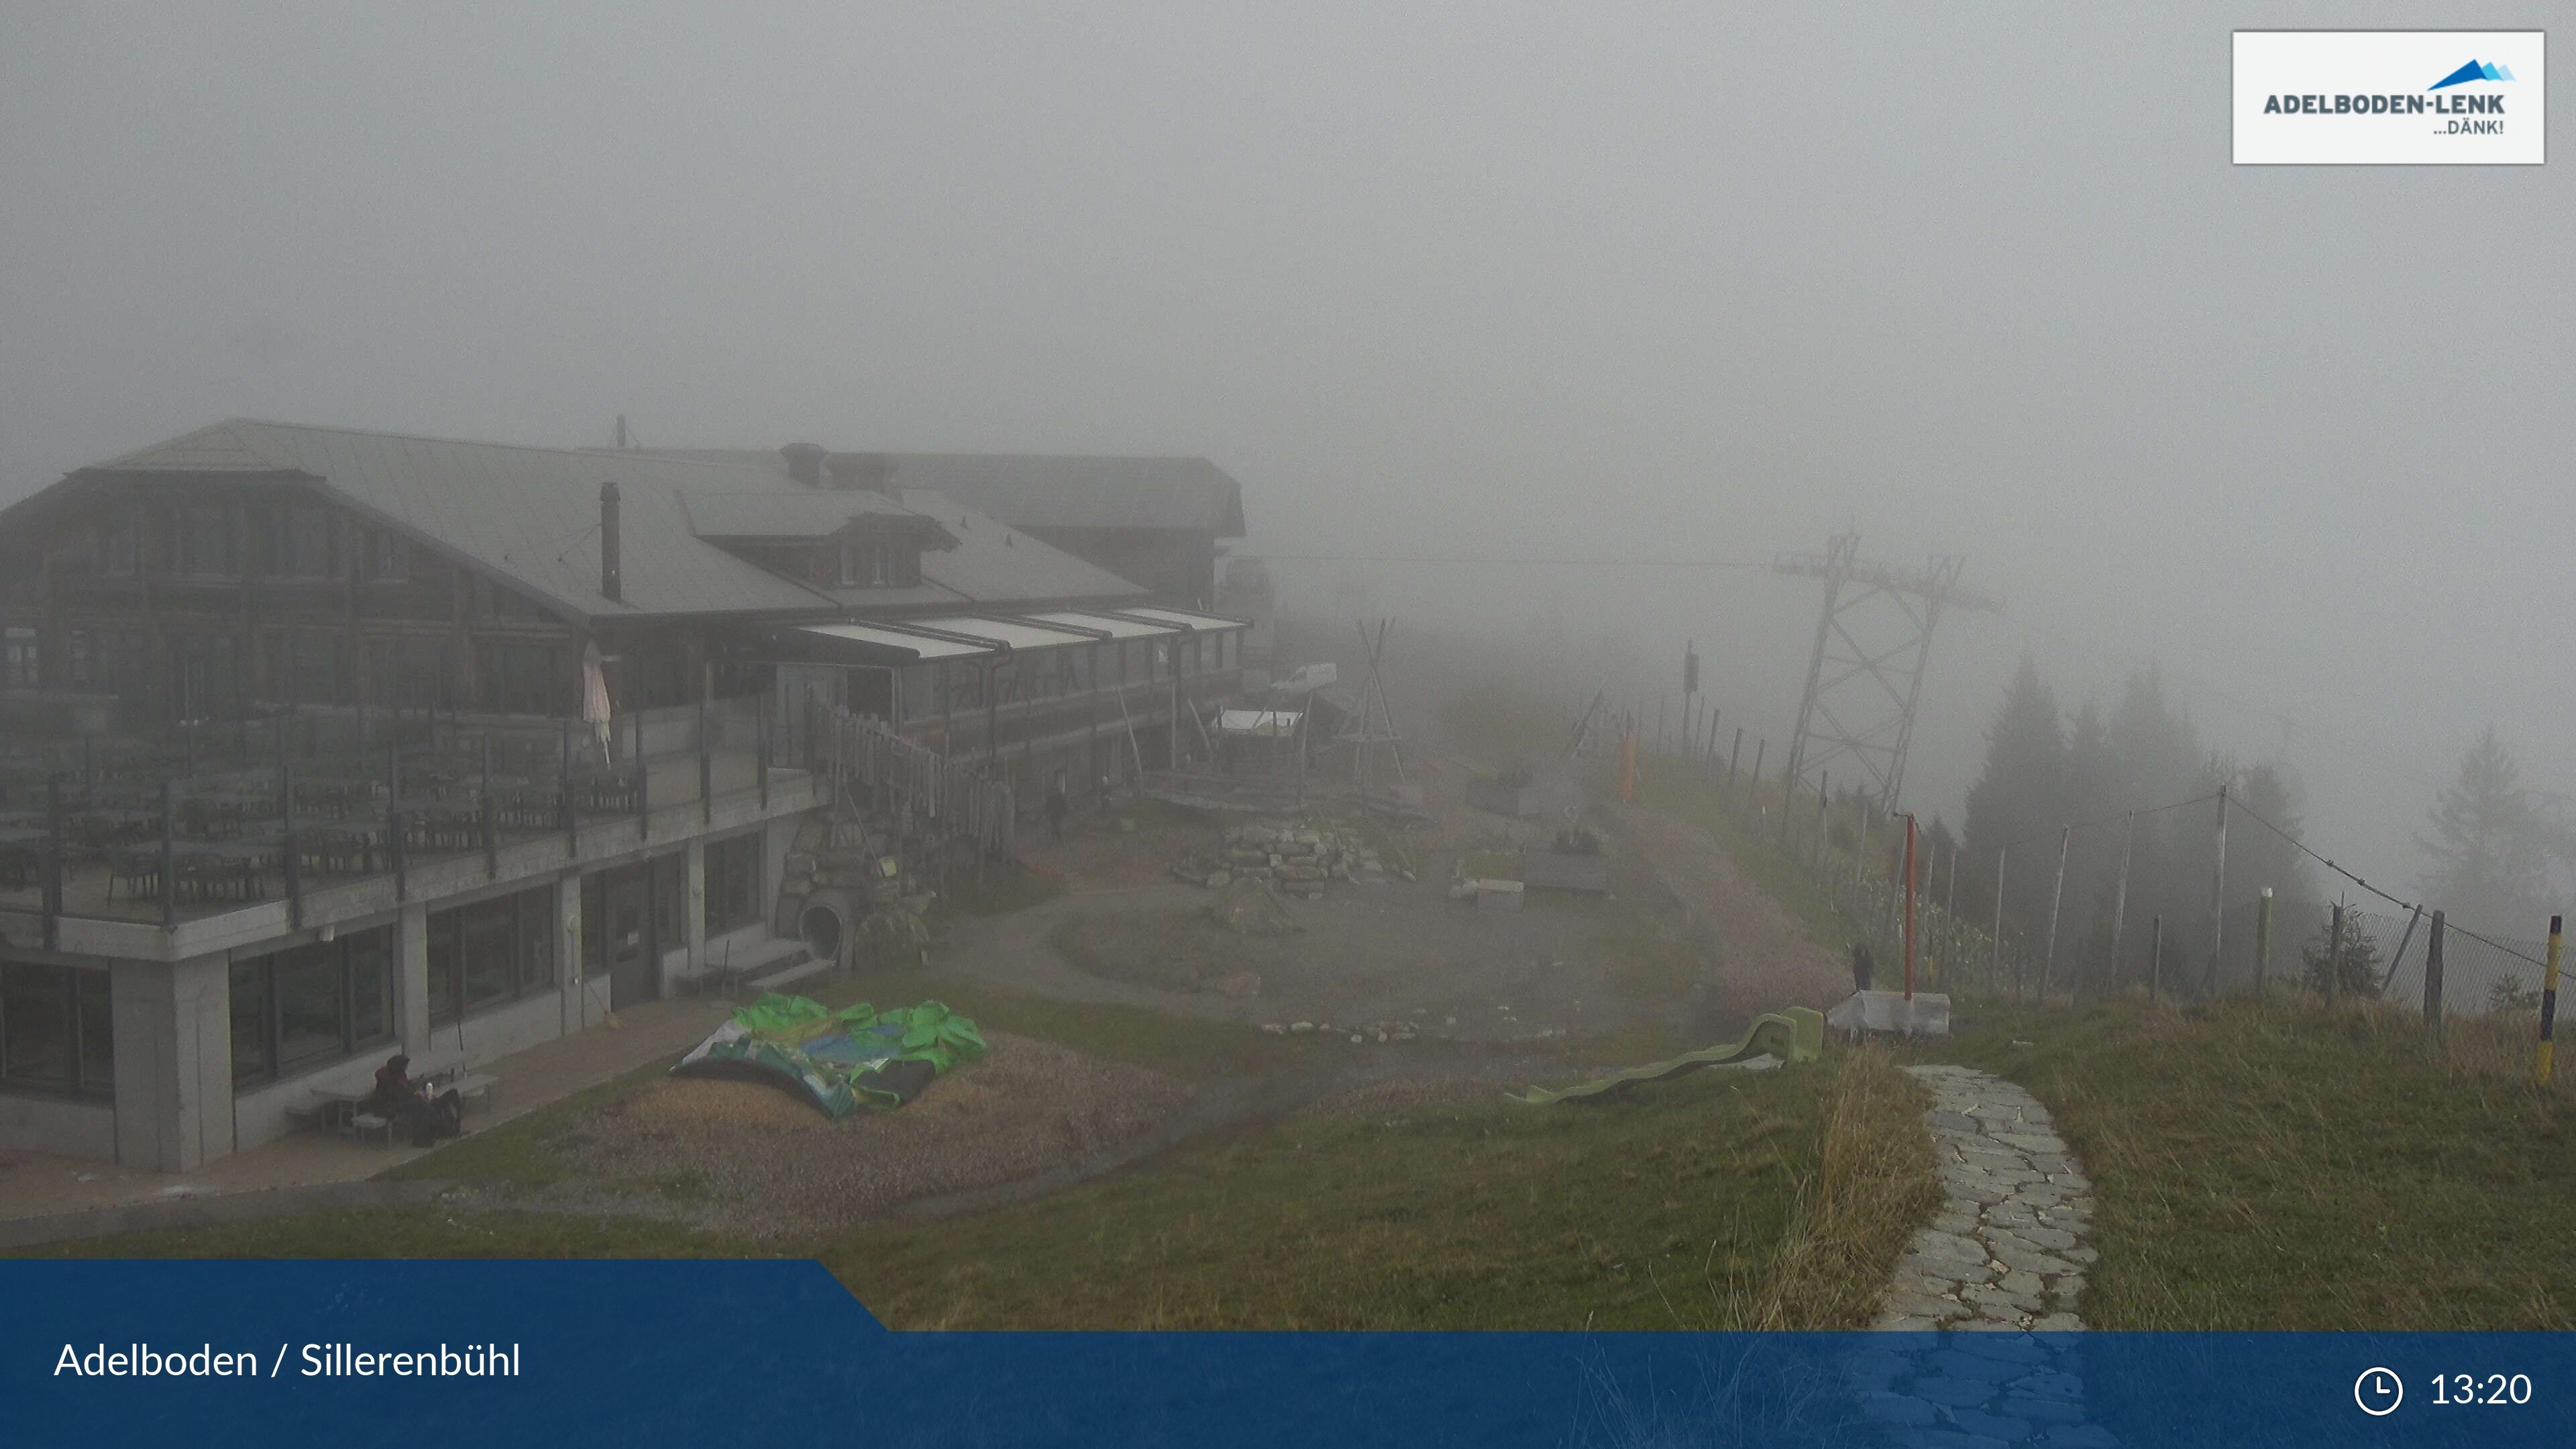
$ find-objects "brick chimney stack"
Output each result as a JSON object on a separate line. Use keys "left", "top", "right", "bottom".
{"left": 780, "top": 442, "right": 826, "bottom": 487}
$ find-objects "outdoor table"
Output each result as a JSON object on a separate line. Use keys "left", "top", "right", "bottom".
{"left": 441, "top": 1071, "right": 499, "bottom": 1117}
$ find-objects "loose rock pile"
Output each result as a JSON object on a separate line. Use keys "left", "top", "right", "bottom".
{"left": 1171, "top": 820, "right": 1396, "bottom": 898}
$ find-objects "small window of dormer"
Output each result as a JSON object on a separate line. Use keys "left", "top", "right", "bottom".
{"left": 838, "top": 541, "right": 901, "bottom": 588}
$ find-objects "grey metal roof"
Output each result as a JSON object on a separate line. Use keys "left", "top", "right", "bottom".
{"left": 655, "top": 447, "right": 1247, "bottom": 536}
{"left": 677, "top": 490, "right": 920, "bottom": 539}
{"left": 62, "top": 421, "right": 1150, "bottom": 623}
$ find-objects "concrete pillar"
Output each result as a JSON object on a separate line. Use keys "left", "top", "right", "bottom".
{"left": 554, "top": 871, "right": 588, "bottom": 1038}
{"left": 111, "top": 953, "right": 233, "bottom": 1173}
{"left": 683, "top": 837, "right": 708, "bottom": 978}
{"left": 396, "top": 900, "right": 430, "bottom": 1053}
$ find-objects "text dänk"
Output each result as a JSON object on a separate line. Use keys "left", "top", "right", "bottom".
{"left": 54, "top": 1342, "right": 521, "bottom": 1378}
{"left": 2263, "top": 93, "right": 2506, "bottom": 115}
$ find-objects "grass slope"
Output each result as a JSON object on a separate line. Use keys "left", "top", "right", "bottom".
{"left": 826, "top": 1045, "right": 1933, "bottom": 1330}
{"left": 1911, "top": 992, "right": 2576, "bottom": 1329}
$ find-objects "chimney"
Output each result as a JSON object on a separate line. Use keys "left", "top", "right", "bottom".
{"left": 826, "top": 451, "right": 898, "bottom": 495}
{"left": 780, "top": 442, "right": 826, "bottom": 487}
{"left": 599, "top": 480, "right": 623, "bottom": 602}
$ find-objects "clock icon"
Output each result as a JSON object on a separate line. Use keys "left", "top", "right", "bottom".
{"left": 2355, "top": 1367, "right": 2404, "bottom": 1417}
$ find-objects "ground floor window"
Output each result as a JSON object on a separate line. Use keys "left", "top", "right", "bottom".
{"left": 427, "top": 885, "right": 556, "bottom": 1027}
{"left": 3, "top": 627, "right": 38, "bottom": 688}
{"left": 650, "top": 853, "right": 686, "bottom": 947}
{"left": 368, "top": 634, "right": 458, "bottom": 712}
{"left": 477, "top": 639, "right": 569, "bottom": 715}
{"left": 705, "top": 833, "right": 763, "bottom": 936}
{"left": 229, "top": 926, "right": 394, "bottom": 1089}
{"left": 0, "top": 963, "right": 112, "bottom": 1099}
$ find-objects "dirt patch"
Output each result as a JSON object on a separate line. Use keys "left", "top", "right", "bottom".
{"left": 515, "top": 1029, "right": 1195, "bottom": 1238}
{"left": 1608, "top": 802, "right": 1849, "bottom": 1012}
{"left": 1050, "top": 910, "right": 1264, "bottom": 995}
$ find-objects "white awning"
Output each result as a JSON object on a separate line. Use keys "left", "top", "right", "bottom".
{"left": 1029, "top": 609, "right": 1181, "bottom": 640}
{"left": 794, "top": 623, "right": 994, "bottom": 661}
{"left": 902, "top": 614, "right": 1106, "bottom": 649}
{"left": 1117, "top": 606, "right": 1246, "bottom": 632}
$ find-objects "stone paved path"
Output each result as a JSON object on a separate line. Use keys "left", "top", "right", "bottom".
{"left": 1878, "top": 1065, "right": 2095, "bottom": 1330}
{"left": 1846, "top": 1065, "right": 2118, "bottom": 1448}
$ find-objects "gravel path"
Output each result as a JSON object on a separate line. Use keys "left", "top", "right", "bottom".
{"left": 1847, "top": 1065, "right": 2117, "bottom": 1448}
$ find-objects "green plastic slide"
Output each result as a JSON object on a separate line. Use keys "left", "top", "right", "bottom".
{"left": 1507, "top": 1006, "right": 1825, "bottom": 1105}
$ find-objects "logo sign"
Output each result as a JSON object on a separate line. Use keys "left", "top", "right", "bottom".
{"left": 2235, "top": 31, "right": 2545, "bottom": 164}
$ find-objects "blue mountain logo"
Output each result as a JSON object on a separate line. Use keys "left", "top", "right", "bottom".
{"left": 2430, "top": 60, "right": 2515, "bottom": 90}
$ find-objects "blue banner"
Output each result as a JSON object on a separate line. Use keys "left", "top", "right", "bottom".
{"left": 2, "top": 1261, "right": 2569, "bottom": 1446}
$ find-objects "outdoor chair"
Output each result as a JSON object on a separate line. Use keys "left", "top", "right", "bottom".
{"left": 343, "top": 1111, "right": 394, "bottom": 1147}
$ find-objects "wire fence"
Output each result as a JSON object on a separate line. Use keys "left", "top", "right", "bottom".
{"left": 1621, "top": 706, "right": 2564, "bottom": 1024}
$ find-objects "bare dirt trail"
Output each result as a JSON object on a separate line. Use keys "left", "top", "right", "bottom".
{"left": 1601, "top": 799, "right": 1851, "bottom": 1014}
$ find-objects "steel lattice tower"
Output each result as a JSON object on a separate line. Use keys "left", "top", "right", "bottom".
{"left": 1778, "top": 533, "right": 2002, "bottom": 814}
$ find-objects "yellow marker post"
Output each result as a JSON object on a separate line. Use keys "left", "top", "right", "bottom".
{"left": 2538, "top": 914, "right": 2563, "bottom": 1089}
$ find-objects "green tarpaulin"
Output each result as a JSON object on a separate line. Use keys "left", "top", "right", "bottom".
{"left": 671, "top": 994, "right": 988, "bottom": 1118}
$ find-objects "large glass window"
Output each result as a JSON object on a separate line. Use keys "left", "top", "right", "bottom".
{"left": 175, "top": 633, "right": 246, "bottom": 720}
{"left": 76, "top": 973, "right": 113, "bottom": 1097}
{"left": 1, "top": 627, "right": 36, "bottom": 688}
{"left": 274, "top": 633, "right": 348, "bottom": 706}
{"left": 1, "top": 963, "right": 109, "bottom": 1099}
{"left": 478, "top": 641, "right": 566, "bottom": 715}
{"left": 896, "top": 663, "right": 939, "bottom": 722}
{"left": 177, "top": 502, "right": 237, "bottom": 576}
{"left": 427, "top": 885, "right": 556, "bottom": 1027}
{"left": 100, "top": 513, "right": 140, "bottom": 576}
{"left": 360, "top": 530, "right": 409, "bottom": 582}
{"left": 264, "top": 504, "right": 336, "bottom": 579}
{"left": 516, "top": 892, "right": 555, "bottom": 994}
{"left": 705, "top": 834, "right": 763, "bottom": 936}
{"left": 229, "top": 927, "right": 395, "bottom": 1089}
{"left": 274, "top": 943, "right": 346, "bottom": 1074}
{"left": 651, "top": 853, "right": 686, "bottom": 947}
{"left": 370, "top": 635, "right": 458, "bottom": 711}
{"left": 949, "top": 659, "right": 985, "bottom": 710}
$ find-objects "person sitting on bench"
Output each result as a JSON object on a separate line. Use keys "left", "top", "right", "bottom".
{"left": 371, "top": 1053, "right": 463, "bottom": 1148}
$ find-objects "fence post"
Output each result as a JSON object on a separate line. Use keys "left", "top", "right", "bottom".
{"left": 2043, "top": 824, "right": 2069, "bottom": 1004}
{"left": 1748, "top": 737, "right": 1764, "bottom": 811}
{"left": 2255, "top": 887, "right": 2273, "bottom": 993}
{"left": 1990, "top": 845, "right": 2006, "bottom": 1000}
{"left": 2422, "top": 909, "right": 2446, "bottom": 1042}
{"left": 1814, "top": 769, "right": 1829, "bottom": 867}
{"left": 2149, "top": 914, "right": 2163, "bottom": 1004}
{"left": 2208, "top": 784, "right": 2229, "bottom": 996}
{"left": 1727, "top": 727, "right": 1742, "bottom": 793}
{"left": 2325, "top": 901, "right": 2343, "bottom": 1003}
{"left": 2539, "top": 914, "right": 2563, "bottom": 1089}
{"left": 42, "top": 773, "right": 62, "bottom": 953}
{"left": 2106, "top": 812, "right": 2135, "bottom": 1002}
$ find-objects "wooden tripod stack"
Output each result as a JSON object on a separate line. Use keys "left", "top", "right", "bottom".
{"left": 1338, "top": 618, "right": 1406, "bottom": 794}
